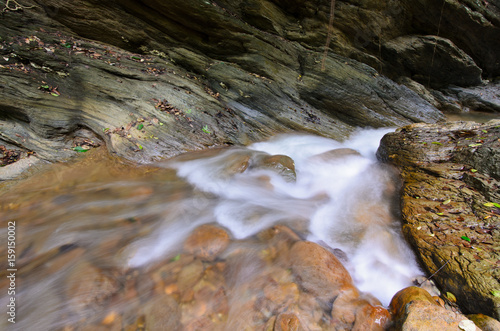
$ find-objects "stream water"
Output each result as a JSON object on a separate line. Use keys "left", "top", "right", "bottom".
{"left": 0, "top": 128, "right": 423, "bottom": 330}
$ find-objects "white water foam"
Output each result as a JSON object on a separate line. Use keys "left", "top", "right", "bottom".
{"left": 128, "top": 128, "right": 423, "bottom": 306}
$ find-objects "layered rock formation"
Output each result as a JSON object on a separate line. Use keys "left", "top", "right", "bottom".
{"left": 378, "top": 120, "right": 500, "bottom": 320}
{"left": 1, "top": 0, "right": 498, "bottom": 175}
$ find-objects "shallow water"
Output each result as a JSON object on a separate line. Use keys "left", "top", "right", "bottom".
{"left": 0, "top": 129, "right": 422, "bottom": 330}
{"left": 444, "top": 110, "right": 500, "bottom": 123}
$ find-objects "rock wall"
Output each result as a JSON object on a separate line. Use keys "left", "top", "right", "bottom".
{"left": 377, "top": 120, "right": 500, "bottom": 320}
{"left": 1, "top": 0, "right": 499, "bottom": 171}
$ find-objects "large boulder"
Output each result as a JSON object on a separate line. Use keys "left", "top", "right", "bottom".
{"left": 289, "top": 241, "right": 353, "bottom": 303}
{"left": 382, "top": 35, "right": 483, "bottom": 88}
{"left": 390, "top": 287, "right": 480, "bottom": 331}
{"left": 377, "top": 120, "right": 500, "bottom": 320}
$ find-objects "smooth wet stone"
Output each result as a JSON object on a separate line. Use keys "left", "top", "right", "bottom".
{"left": 389, "top": 286, "right": 437, "bottom": 320}
{"left": 177, "top": 259, "right": 205, "bottom": 292}
{"left": 141, "top": 295, "right": 181, "bottom": 331}
{"left": 390, "top": 286, "right": 479, "bottom": 331}
{"left": 289, "top": 241, "right": 353, "bottom": 304}
{"left": 467, "top": 313, "right": 500, "bottom": 331}
{"left": 183, "top": 224, "right": 230, "bottom": 261}
{"left": 253, "top": 154, "right": 297, "bottom": 182}
{"left": 331, "top": 287, "right": 361, "bottom": 329}
{"left": 274, "top": 312, "right": 303, "bottom": 331}
{"left": 65, "top": 261, "right": 120, "bottom": 314}
{"left": 310, "top": 148, "right": 362, "bottom": 162}
{"left": 352, "top": 304, "right": 391, "bottom": 331}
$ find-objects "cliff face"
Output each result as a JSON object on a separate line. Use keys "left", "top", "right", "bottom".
{"left": 0, "top": 0, "right": 499, "bottom": 170}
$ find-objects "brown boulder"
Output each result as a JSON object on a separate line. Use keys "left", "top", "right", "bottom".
{"left": 390, "top": 286, "right": 479, "bottom": 331}
{"left": 141, "top": 295, "right": 181, "bottom": 331}
{"left": 253, "top": 154, "right": 297, "bottom": 182}
{"left": 389, "top": 286, "right": 436, "bottom": 320}
{"left": 274, "top": 312, "right": 303, "bottom": 331}
{"left": 177, "top": 259, "right": 205, "bottom": 292}
{"left": 183, "top": 224, "right": 230, "bottom": 261}
{"left": 65, "top": 261, "right": 120, "bottom": 314}
{"left": 289, "top": 241, "right": 353, "bottom": 303}
{"left": 467, "top": 314, "right": 500, "bottom": 331}
{"left": 310, "top": 148, "right": 362, "bottom": 162}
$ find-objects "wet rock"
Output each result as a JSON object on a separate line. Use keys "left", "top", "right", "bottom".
{"left": 378, "top": 120, "right": 500, "bottom": 319}
{"left": 289, "top": 241, "right": 353, "bottom": 304}
{"left": 253, "top": 154, "right": 297, "bottom": 182}
{"left": 183, "top": 224, "right": 230, "bottom": 261}
{"left": 141, "top": 295, "right": 181, "bottom": 331}
{"left": 353, "top": 304, "right": 391, "bottom": 331}
{"left": 389, "top": 286, "right": 439, "bottom": 321}
{"left": 224, "top": 151, "right": 252, "bottom": 176}
{"left": 331, "top": 287, "right": 361, "bottom": 329}
{"left": 467, "top": 313, "right": 500, "bottom": 331}
{"left": 310, "top": 148, "right": 362, "bottom": 163}
{"left": 274, "top": 312, "right": 303, "bottom": 331}
{"left": 390, "top": 287, "right": 480, "bottom": 330}
{"left": 65, "top": 261, "right": 120, "bottom": 315}
{"left": 383, "top": 35, "right": 483, "bottom": 88}
{"left": 444, "top": 82, "right": 500, "bottom": 113}
{"left": 177, "top": 259, "right": 205, "bottom": 292}
{"left": 0, "top": 0, "right": 454, "bottom": 172}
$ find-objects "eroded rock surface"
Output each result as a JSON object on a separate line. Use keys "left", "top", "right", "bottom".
{"left": 378, "top": 120, "right": 500, "bottom": 320}
{"left": 10, "top": 0, "right": 499, "bottom": 177}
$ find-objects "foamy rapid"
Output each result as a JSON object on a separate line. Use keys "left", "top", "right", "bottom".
{"left": 127, "top": 128, "right": 423, "bottom": 306}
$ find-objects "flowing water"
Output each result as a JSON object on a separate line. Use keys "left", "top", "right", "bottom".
{"left": 0, "top": 129, "right": 423, "bottom": 330}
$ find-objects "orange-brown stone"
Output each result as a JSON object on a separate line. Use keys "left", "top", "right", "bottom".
{"left": 183, "top": 224, "right": 230, "bottom": 261}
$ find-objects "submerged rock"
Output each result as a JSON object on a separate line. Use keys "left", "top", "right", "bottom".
{"left": 378, "top": 120, "right": 500, "bottom": 320}
{"left": 289, "top": 241, "right": 353, "bottom": 304}
{"left": 183, "top": 224, "right": 231, "bottom": 261}
{"left": 252, "top": 154, "right": 297, "bottom": 182}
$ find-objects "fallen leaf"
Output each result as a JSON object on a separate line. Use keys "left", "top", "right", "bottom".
{"left": 73, "top": 146, "right": 89, "bottom": 153}
{"left": 446, "top": 292, "right": 457, "bottom": 302}
{"left": 461, "top": 235, "right": 471, "bottom": 242}
{"left": 484, "top": 202, "right": 500, "bottom": 208}
{"left": 137, "top": 124, "right": 144, "bottom": 130}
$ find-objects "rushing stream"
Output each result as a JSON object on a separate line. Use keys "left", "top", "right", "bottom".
{"left": 0, "top": 129, "right": 423, "bottom": 330}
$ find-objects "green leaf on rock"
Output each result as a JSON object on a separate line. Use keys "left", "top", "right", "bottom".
{"left": 73, "top": 146, "right": 88, "bottom": 153}
{"left": 202, "top": 125, "right": 211, "bottom": 134}
{"left": 492, "top": 290, "right": 500, "bottom": 297}
{"left": 484, "top": 202, "right": 500, "bottom": 208}
{"left": 432, "top": 142, "right": 442, "bottom": 145}
{"left": 461, "top": 235, "right": 471, "bottom": 242}
{"left": 469, "top": 143, "right": 482, "bottom": 147}
{"left": 137, "top": 144, "right": 143, "bottom": 150}
{"left": 436, "top": 212, "right": 444, "bottom": 216}
{"left": 470, "top": 169, "right": 478, "bottom": 173}
{"left": 443, "top": 199, "right": 451, "bottom": 205}
{"left": 50, "top": 92, "right": 59, "bottom": 97}
{"left": 137, "top": 124, "right": 144, "bottom": 130}
{"left": 482, "top": 130, "right": 488, "bottom": 133}
{"left": 171, "top": 254, "right": 181, "bottom": 262}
